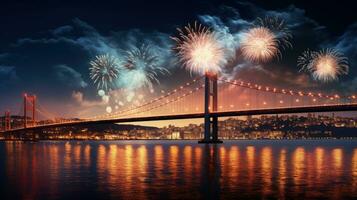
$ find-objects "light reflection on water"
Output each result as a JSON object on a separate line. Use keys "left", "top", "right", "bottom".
{"left": 1, "top": 140, "right": 357, "bottom": 199}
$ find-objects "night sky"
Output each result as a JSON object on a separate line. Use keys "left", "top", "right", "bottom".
{"left": 0, "top": 0, "right": 356, "bottom": 119}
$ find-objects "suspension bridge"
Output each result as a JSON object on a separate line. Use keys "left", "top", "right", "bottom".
{"left": 1, "top": 74, "right": 357, "bottom": 143}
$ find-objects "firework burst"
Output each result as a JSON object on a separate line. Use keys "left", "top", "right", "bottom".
{"left": 255, "top": 16, "right": 292, "bottom": 50}
{"left": 123, "top": 44, "right": 169, "bottom": 88}
{"left": 171, "top": 22, "right": 225, "bottom": 74}
{"left": 298, "top": 48, "right": 349, "bottom": 82}
{"left": 240, "top": 27, "right": 279, "bottom": 62}
{"left": 89, "top": 54, "right": 120, "bottom": 90}
{"left": 240, "top": 17, "right": 292, "bottom": 63}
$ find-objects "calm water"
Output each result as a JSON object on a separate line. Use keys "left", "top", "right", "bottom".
{"left": 1, "top": 140, "right": 357, "bottom": 200}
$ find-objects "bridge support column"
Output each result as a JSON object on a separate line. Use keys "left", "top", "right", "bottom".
{"left": 24, "top": 94, "right": 27, "bottom": 128}
{"left": 199, "top": 73, "right": 222, "bottom": 144}
{"left": 23, "top": 93, "right": 36, "bottom": 128}
{"left": 4, "top": 111, "right": 11, "bottom": 131}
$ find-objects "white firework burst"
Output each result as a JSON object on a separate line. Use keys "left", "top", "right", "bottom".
{"left": 298, "top": 48, "right": 349, "bottom": 82}
{"left": 171, "top": 22, "right": 225, "bottom": 74}
{"left": 240, "top": 27, "right": 279, "bottom": 63}
{"left": 89, "top": 54, "right": 120, "bottom": 90}
{"left": 124, "top": 44, "right": 169, "bottom": 88}
{"left": 255, "top": 16, "right": 292, "bottom": 50}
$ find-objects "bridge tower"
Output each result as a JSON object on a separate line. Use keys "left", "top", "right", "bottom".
{"left": 23, "top": 93, "right": 36, "bottom": 128}
{"left": 199, "top": 73, "right": 222, "bottom": 143}
{"left": 4, "top": 111, "right": 11, "bottom": 131}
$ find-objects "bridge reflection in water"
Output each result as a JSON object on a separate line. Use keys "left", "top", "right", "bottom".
{"left": 1, "top": 140, "right": 357, "bottom": 199}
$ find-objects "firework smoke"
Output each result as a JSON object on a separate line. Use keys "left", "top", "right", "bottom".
{"left": 89, "top": 54, "right": 120, "bottom": 90}
{"left": 171, "top": 22, "right": 226, "bottom": 74}
{"left": 123, "top": 44, "right": 169, "bottom": 88}
{"left": 298, "top": 48, "right": 349, "bottom": 82}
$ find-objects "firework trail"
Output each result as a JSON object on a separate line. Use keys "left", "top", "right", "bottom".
{"left": 298, "top": 48, "right": 349, "bottom": 82}
{"left": 123, "top": 44, "right": 169, "bottom": 88}
{"left": 240, "top": 16, "right": 292, "bottom": 63}
{"left": 171, "top": 22, "right": 226, "bottom": 75}
{"left": 89, "top": 54, "right": 120, "bottom": 90}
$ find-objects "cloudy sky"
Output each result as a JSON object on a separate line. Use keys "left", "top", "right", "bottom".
{"left": 0, "top": 0, "right": 356, "bottom": 120}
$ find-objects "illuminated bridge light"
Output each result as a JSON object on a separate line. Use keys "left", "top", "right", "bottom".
{"left": 295, "top": 99, "right": 300, "bottom": 103}
{"left": 279, "top": 100, "right": 284, "bottom": 104}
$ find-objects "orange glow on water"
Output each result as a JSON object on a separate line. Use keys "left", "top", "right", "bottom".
{"left": 261, "top": 147, "right": 272, "bottom": 196}
{"left": 246, "top": 146, "right": 255, "bottom": 187}
{"left": 315, "top": 147, "right": 325, "bottom": 180}
{"left": 278, "top": 149, "right": 287, "bottom": 199}
{"left": 352, "top": 149, "right": 357, "bottom": 191}
{"left": 3, "top": 142, "right": 357, "bottom": 199}
{"left": 293, "top": 147, "right": 305, "bottom": 188}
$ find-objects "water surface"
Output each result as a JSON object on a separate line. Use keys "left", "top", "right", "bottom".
{"left": 1, "top": 140, "right": 357, "bottom": 199}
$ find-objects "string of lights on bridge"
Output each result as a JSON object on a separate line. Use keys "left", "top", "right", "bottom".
{"left": 219, "top": 78, "right": 356, "bottom": 101}
{"left": 93, "top": 82, "right": 205, "bottom": 120}
{"left": 89, "top": 76, "right": 357, "bottom": 120}
{"left": 88, "top": 77, "right": 205, "bottom": 120}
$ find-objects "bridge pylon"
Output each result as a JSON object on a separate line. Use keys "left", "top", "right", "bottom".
{"left": 23, "top": 93, "right": 36, "bottom": 128}
{"left": 4, "top": 111, "right": 11, "bottom": 131}
{"left": 199, "top": 73, "right": 222, "bottom": 144}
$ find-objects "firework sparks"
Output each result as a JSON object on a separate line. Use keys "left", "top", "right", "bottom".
{"left": 240, "top": 17, "right": 292, "bottom": 63}
{"left": 298, "top": 48, "right": 349, "bottom": 82}
{"left": 171, "top": 22, "right": 225, "bottom": 74}
{"left": 123, "top": 44, "right": 169, "bottom": 88}
{"left": 89, "top": 54, "right": 120, "bottom": 90}
{"left": 255, "top": 16, "right": 292, "bottom": 50}
{"left": 240, "top": 27, "right": 279, "bottom": 62}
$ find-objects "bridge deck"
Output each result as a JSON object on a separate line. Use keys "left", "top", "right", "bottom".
{"left": 2, "top": 104, "right": 357, "bottom": 133}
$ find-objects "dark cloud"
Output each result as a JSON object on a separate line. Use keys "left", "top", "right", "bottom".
{"left": 51, "top": 25, "right": 74, "bottom": 36}
{"left": 13, "top": 18, "right": 179, "bottom": 91}
{"left": 53, "top": 65, "right": 88, "bottom": 88}
{"left": 327, "top": 23, "right": 357, "bottom": 74}
{"left": 325, "top": 23, "right": 357, "bottom": 92}
{"left": 0, "top": 65, "right": 18, "bottom": 87}
{"left": 0, "top": 53, "right": 10, "bottom": 60}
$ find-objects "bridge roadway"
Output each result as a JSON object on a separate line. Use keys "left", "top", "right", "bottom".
{"left": 2, "top": 104, "right": 357, "bottom": 133}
